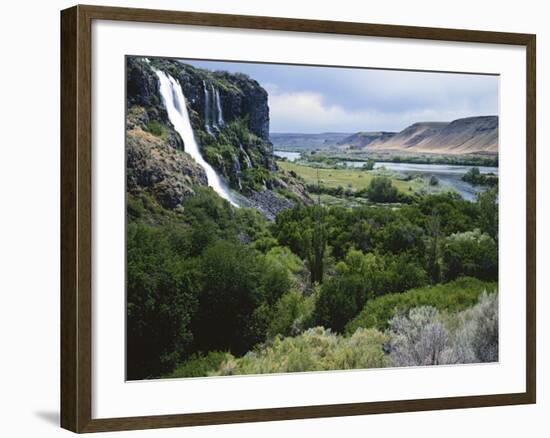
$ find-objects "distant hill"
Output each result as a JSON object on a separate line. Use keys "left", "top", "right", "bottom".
{"left": 337, "top": 131, "right": 397, "bottom": 150}
{"left": 271, "top": 116, "right": 498, "bottom": 155}
{"left": 270, "top": 132, "right": 352, "bottom": 150}
{"left": 365, "top": 116, "right": 498, "bottom": 154}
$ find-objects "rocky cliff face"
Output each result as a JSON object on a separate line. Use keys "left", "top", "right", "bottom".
{"left": 126, "top": 106, "right": 207, "bottom": 209}
{"left": 126, "top": 57, "right": 310, "bottom": 214}
{"left": 152, "top": 60, "right": 270, "bottom": 142}
{"left": 145, "top": 58, "right": 278, "bottom": 192}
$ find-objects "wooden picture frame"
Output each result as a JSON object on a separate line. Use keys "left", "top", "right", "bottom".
{"left": 61, "top": 4, "right": 536, "bottom": 433}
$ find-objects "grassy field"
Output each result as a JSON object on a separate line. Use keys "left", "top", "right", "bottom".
{"left": 278, "top": 160, "right": 426, "bottom": 194}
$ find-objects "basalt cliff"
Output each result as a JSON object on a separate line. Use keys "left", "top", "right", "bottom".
{"left": 126, "top": 57, "right": 310, "bottom": 217}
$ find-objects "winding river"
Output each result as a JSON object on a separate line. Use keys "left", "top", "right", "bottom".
{"left": 273, "top": 150, "right": 498, "bottom": 201}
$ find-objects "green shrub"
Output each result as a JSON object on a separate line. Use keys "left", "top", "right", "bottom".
{"left": 191, "top": 240, "right": 267, "bottom": 355}
{"left": 442, "top": 229, "right": 498, "bottom": 281}
{"left": 126, "top": 222, "right": 200, "bottom": 379}
{"left": 213, "top": 327, "right": 388, "bottom": 375}
{"left": 477, "top": 187, "right": 498, "bottom": 241}
{"left": 403, "top": 192, "right": 480, "bottom": 235}
{"left": 345, "top": 276, "right": 497, "bottom": 334}
{"left": 462, "top": 167, "right": 498, "bottom": 187}
{"left": 166, "top": 351, "right": 232, "bottom": 378}
{"left": 362, "top": 158, "right": 376, "bottom": 171}
{"left": 267, "top": 289, "right": 316, "bottom": 338}
{"left": 387, "top": 291, "right": 498, "bottom": 366}
{"left": 146, "top": 119, "right": 168, "bottom": 138}
{"left": 314, "top": 249, "right": 428, "bottom": 333}
{"left": 366, "top": 176, "right": 400, "bottom": 203}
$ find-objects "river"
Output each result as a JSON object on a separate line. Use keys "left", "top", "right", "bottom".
{"left": 273, "top": 150, "right": 301, "bottom": 161}
{"left": 273, "top": 150, "right": 498, "bottom": 201}
{"left": 370, "top": 162, "right": 498, "bottom": 201}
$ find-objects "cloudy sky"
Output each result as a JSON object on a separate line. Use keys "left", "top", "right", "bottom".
{"left": 182, "top": 59, "right": 499, "bottom": 134}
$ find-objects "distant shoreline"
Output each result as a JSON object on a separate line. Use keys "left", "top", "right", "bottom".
{"left": 273, "top": 149, "right": 498, "bottom": 167}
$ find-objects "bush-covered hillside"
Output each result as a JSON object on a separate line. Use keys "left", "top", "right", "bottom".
{"left": 127, "top": 185, "right": 499, "bottom": 379}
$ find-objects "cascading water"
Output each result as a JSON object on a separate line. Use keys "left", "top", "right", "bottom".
{"left": 239, "top": 144, "right": 253, "bottom": 168}
{"left": 203, "top": 81, "right": 225, "bottom": 133}
{"left": 214, "top": 88, "right": 224, "bottom": 127}
{"left": 154, "top": 69, "right": 238, "bottom": 207}
{"left": 203, "top": 81, "right": 213, "bottom": 134}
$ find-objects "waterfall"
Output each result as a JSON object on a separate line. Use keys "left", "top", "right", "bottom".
{"left": 239, "top": 144, "right": 253, "bottom": 168}
{"left": 203, "top": 81, "right": 224, "bottom": 133}
{"left": 203, "top": 81, "right": 213, "bottom": 135}
{"left": 214, "top": 88, "right": 224, "bottom": 127}
{"left": 154, "top": 70, "right": 238, "bottom": 207}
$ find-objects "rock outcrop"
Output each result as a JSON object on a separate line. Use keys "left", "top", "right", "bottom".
{"left": 126, "top": 57, "right": 310, "bottom": 215}
{"left": 147, "top": 58, "right": 277, "bottom": 191}
{"left": 126, "top": 106, "right": 207, "bottom": 208}
{"left": 243, "top": 190, "right": 295, "bottom": 221}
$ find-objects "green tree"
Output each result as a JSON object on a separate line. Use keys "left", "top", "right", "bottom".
{"left": 308, "top": 204, "right": 327, "bottom": 284}
{"left": 376, "top": 219, "right": 424, "bottom": 255}
{"left": 267, "top": 289, "right": 316, "bottom": 338}
{"left": 463, "top": 167, "right": 481, "bottom": 184}
{"left": 315, "top": 250, "right": 382, "bottom": 332}
{"left": 380, "top": 253, "right": 429, "bottom": 294}
{"left": 406, "top": 192, "right": 480, "bottom": 235}
{"left": 425, "top": 212, "right": 443, "bottom": 283}
{"left": 366, "top": 176, "right": 400, "bottom": 203}
{"left": 442, "top": 229, "right": 498, "bottom": 281}
{"left": 126, "top": 223, "right": 200, "bottom": 379}
{"left": 477, "top": 187, "right": 498, "bottom": 241}
{"left": 362, "top": 158, "right": 376, "bottom": 171}
{"left": 191, "top": 241, "right": 266, "bottom": 355}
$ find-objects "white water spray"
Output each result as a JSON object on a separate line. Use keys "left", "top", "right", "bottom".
{"left": 202, "top": 81, "right": 213, "bottom": 134}
{"left": 240, "top": 144, "right": 253, "bottom": 168}
{"left": 214, "top": 88, "right": 224, "bottom": 127}
{"left": 154, "top": 70, "right": 238, "bottom": 207}
{"left": 203, "top": 81, "right": 225, "bottom": 133}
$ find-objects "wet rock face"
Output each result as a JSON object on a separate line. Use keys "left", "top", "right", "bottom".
{"left": 126, "top": 57, "right": 310, "bottom": 213}
{"left": 126, "top": 58, "right": 170, "bottom": 125}
{"left": 218, "top": 72, "right": 270, "bottom": 141}
{"left": 147, "top": 60, "right": 275, "bottom": 190}
{"left": 127, "top": 58, "right": 158, "bottom": 107}
{"left": 165, "top": 62, "right": 270, "bottom": 142}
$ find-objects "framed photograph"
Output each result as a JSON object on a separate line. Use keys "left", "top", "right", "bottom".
{"left": 60, "top": 4, "right": 536, "bottom": 433}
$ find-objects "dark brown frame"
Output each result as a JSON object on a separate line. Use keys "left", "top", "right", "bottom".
{"left": 61, "top": 4, "right": 536, "bottom": 433}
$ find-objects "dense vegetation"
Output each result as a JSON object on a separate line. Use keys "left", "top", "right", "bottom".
{"left": 278, "top": 161, "right": 426, "bottom": 198}
{"left": 461, "top": 167, "right": 499, "bottom": 187}
{"left": 125, "top": 56, "right": 499, "bottom": 380}
{"left": 345, "top": 277, "right": 496, "bottom": 334}
{"left": 302, "top": 151, "right": 499, "bottom": 167}
{"left": 127, "top": 183, "right": 499, "bottom": 379}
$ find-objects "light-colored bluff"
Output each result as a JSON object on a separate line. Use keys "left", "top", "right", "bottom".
{"left": 337, "top": 116, "right": 498, "bottom": 154}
